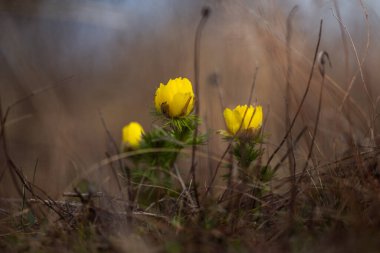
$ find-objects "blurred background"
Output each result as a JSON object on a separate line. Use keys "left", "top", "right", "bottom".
{"left": 1, "top": 0, "right": 379, "bottom": 197}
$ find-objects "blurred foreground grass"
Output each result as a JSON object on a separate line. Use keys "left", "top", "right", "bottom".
{"left": 1, "top": 149, "right": 380, "bottom": 253}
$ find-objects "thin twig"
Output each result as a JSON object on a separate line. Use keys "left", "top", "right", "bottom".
{"left": 98, "top": 111, "right": 129, "bottom": 203}
{"left": 265, "top": 20, "right": 324, "bottom": 168}
{"left": 297, "top": 51, "right": 331, "bottom": 185}
{"left": 333, "top": 0, "right": 349, "bottom": 86}
{"left": 190, "top": 6, "right": 211, "bottom": 209}
{"left": 1, "top": 98, "right": 71, "bottom": 221}
{"left": 285, "top": 6, "right": 298, "bottom": 224}
{"left": 332, "top": 8, "right": 373, "bottom": 110}
{"left": 272, "top": 127, "right": 307, "bottom": 173}
{"left": 32, "top": 159, "right": 38, "bottom": 185}
{"left": 174, "top": 164, "right": 197, "bottom": 210}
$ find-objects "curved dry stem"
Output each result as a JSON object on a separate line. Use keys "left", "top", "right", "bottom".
{"left": 331, "top": 7, "right": 372, "bottom": 111}
{"left": 266, "top": 20, "right": 324, "bottom": 168}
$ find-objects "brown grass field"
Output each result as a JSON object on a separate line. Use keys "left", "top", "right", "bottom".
{"left": 1, "top": 0, "right": 380, "bottom": 252}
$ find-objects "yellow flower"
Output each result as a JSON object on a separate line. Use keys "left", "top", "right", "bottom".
{"left": 154, "top": 77, "right": 194, "bottom": 118}
{"left": 223, "top": 105, "right": 263, "bottom": 135}
{"left": 122, "top": 122, "right": 144, "bottom": 149}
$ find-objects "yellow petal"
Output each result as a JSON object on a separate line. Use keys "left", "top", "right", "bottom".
{"left": 155, "top": 83, "right": 174, "bottom": 113}
{"left": 242, "top": 106, "right": 255, "bottom": 129}
{"left": 234, "top": 105, "right": 247, "bottom": 119}
{"left": 175, "top": 78, "right": 194, "bottom": 116}
{"left": 166, "top": 79, "right": 180, "bottom": 94}
{"left": 224, "top": 108, "right": 241, "bottom": 135}
{"left": 233, "top": 105, "right": 262, "bottom": 130}
{"left": 154, "top": 84, "right": 163, "bottom": 111}
{"left": 169, "top": 92, "right": 192, "bottom": 117}
{"left": 154, "top": 77, "right": 195, "bottom": 118}
{"left": 122, "top": 122, "right": 144, "bottom": 148}
{"left": 180, "top": 77, "right": 194, "bottom": 94}
{"left": 222, "top": 105, "right": 263, "bottom": 135}
{"left": 247, "top": 106, "right": 263, "bottom": 129}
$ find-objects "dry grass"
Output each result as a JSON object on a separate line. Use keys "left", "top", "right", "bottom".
{"left": 1, "top": 0, "right": 380, "bottom": 252}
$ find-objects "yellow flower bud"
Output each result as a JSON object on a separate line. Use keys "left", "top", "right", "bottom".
{"left": 154, "top": 77, "right": 194, "bottom": 118}
{"left": 122, "top": 122, "right": 144, "bottom": 149}
{"left": 223, "top": 105, "right": 263, "bottom": 135}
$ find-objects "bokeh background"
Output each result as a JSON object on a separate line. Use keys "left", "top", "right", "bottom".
{"left": 1, "top": 0, "right": 379, "bottom": 198}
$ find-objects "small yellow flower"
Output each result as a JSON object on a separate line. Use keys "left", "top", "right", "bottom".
{"left": 223, "top": 105, "right": 263, "bottom": 135}
{"left": 122, "top": 122, "right": 144, "bottom": 149}
{"left": 154, "top": 77, "right": 194, "bottom": 118}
